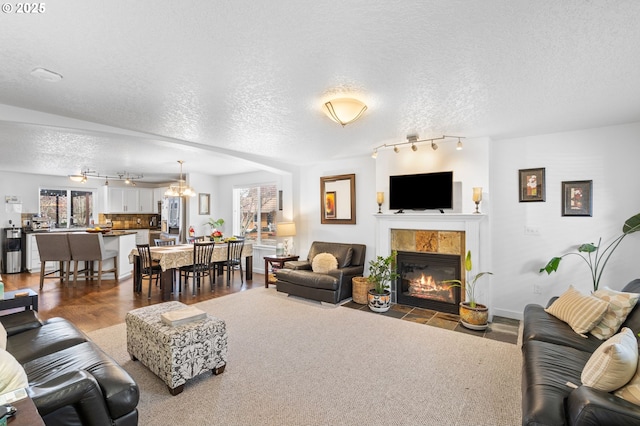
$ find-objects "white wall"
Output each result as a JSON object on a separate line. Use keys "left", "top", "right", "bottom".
{"left": 297, "top": 156, "right": 377, "bottom": 265}
{"left": 185, "top": 172, "right": 219, "bottom": 236}
{"left": 491, "top": 122, "right": 640, "bottom": 319}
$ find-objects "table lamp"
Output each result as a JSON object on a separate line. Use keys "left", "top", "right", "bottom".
{"left": 276, "top": 222, "right": 297, "bottom": 256}
{"left": 376, "top": 192, "right": 384, "bottom": 214}
{"left": 472, "top": 187, "right": 483, "bottom": 214}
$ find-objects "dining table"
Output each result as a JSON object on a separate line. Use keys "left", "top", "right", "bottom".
{"left": 129, "top": 242, "right": 253, "bottom": 300}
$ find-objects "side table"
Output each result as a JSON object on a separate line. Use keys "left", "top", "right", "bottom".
{"left": 263, "top": 255, "right": 299, "bottom": 288}
{"left": 0, "top": 289, "right": 38, "bottom": 314}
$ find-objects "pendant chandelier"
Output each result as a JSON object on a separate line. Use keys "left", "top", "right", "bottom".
{"left": 164, "top": 160, "right": 196, "bottom": 197}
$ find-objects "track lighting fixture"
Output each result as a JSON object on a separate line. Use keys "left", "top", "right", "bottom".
{"left": 370, "top": 134, "right": 465, "bottom": 159}
{"left": 68, "top": 169, "right": 143, "bottom": 184}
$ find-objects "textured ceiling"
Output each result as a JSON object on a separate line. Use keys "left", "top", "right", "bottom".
{"left": 1, "top": 1, "right": 639, "bottom": 182}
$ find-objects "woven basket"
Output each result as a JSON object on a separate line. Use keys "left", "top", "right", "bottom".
{"left": 352, "top": 276, "right": 374, "bottom": 304}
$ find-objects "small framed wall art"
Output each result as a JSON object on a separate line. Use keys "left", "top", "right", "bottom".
{"left": 198, "top": 193, "right": 210, "bottom": 215}
{"left": 518, "top": 168, "right": 546, "bottom": 202}
{"left": 562, "top": 180, "right": 592, "bottom": 217}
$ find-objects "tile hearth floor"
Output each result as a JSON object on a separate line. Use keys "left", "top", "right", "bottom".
{"left": 343, "top": 301, "right": 520, "bottom": 345}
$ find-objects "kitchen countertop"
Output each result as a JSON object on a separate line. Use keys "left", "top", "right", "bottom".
{"left": 24, "top": 228, "right": 137, "bottom": 236}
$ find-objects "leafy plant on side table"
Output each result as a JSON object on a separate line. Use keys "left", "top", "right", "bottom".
{"left": 367, "top": 251, "right": 400, "bottom": 313}
{"left": 539, "top": 212, "right": 640, "bottom": 291}
{"left": 444, "top": 250, "right": 493, "bottom": 330}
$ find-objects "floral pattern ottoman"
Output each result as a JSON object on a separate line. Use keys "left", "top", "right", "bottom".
{"left": 125, "top": 301, "right": 228, "bottom": 395}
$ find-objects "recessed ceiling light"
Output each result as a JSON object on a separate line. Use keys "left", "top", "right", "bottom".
{"left": 30, "top": 67, "right": 63, "bottom": 82}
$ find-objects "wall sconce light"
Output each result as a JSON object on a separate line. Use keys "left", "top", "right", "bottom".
{"left": 472, "top": 187, "right": 483, "bottom": 214}
{"left": 376, "top": 192, "right": 384, "bottom": 214}
{"left": 323, "top": 98, "right": 368, "bottom": 127}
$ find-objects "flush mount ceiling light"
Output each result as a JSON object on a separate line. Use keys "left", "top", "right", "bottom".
{"left": 164, "top": 160, "right": 196, "bottom": 197}
{"left": 371, "top": 134, "right": 465, "bottom": 159}
{"left": 30, "top": 67, "right": 63, "bottom": 82}
{"left": 323, "top": 98, "right": 368, "bottom": 126}
{"left": 68, "top": 169, "right": 143, "bottom": 185}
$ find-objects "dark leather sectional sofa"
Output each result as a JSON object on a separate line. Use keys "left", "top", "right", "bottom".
{"left": 522, "top": 279, "right": 640, "bottom": 425}
{"left": 275, "top": 241, "right": 366, "bottom": 304}
{"left": 1, "top": 310, "right": 139, "bottom": 425}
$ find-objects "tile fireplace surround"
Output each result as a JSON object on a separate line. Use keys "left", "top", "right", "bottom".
{"left": 374, "top": 213, "right": 489, "bottom": 313}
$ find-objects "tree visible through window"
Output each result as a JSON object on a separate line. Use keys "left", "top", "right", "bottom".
{"left": 39, "top": 189, "right": 94, "bottom": 228}
{"left": 235, "top": 184, "right": 277, "bottom": 246}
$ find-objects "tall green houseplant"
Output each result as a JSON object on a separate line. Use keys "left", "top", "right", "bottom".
{"left": 444, "top": 250, "right": 492, "bottom": 308}
{"left": 367, "top": 251, "right": 400, "bottom": 294}
{"left": 540, "top": 212, "right": 640, "bottom": 291}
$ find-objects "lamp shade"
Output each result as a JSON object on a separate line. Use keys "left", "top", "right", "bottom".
{"left": 276, "top": 222, "right": 296, "bottom": 237}
{"left": 472, "top": 187, "right": 483, "bottom": 202}
{"left": 323, "top": 98, "right": 367, "bottom": 126}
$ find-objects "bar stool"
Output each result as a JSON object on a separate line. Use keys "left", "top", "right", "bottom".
{"left": 35, "top": 233, "right": 72, "bottom": 289}
{"left": 68, "top": 233, "right": 118, "bottom": 287}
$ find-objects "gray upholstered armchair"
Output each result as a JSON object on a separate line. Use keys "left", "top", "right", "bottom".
{"left": 274, "top": 241, "right": 366, "bottom": 304}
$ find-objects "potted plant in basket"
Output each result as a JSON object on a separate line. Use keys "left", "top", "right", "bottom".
{"left": 367, "top": 251, "right": 400, "bottom": 313}
{"left": 444, "top": 250, "right": 493, "bottom": 330}
{"left": 206, "top": 218, "right": 225, "bottom": 241}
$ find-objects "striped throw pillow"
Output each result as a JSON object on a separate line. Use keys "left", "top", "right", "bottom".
{"left": 581, "top": 327, "right": 638, "bottom": 391}
{"left": 590, "top": 287, "right": 640, "bottom": 340}
{"left": 545, "top": 285, "right": 609, "bottom": 337}
{"left": 615, "top": 352, "right": 640, "bottom": 404}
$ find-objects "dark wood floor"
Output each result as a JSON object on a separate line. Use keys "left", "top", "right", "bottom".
{"left": 1, "top": 269, "right": 264, "bottom": 333}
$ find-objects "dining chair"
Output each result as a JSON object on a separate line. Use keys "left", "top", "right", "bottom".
{"left": 35, "top": 233, "right": 73, "bottom": 289}
{"left": 179, "top": 241, "right": 216, "bottom": 295}
{"left": 67, "top": 233, "right": 118, "bottom": 287}
{"left": 136, "top": 244, "right": 162, "bottom": 299}
{"left": 154, "top": 239, "right": 176, "bottom": 246}
{"left": 220, "top": 239, "right": 245, "bottom": 286}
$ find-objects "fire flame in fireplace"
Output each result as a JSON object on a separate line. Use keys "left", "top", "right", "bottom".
{"left": 408, "top": 274, "right": 455, "bottom": 302}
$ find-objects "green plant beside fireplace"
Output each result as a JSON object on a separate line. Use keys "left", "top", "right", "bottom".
{"left": 367, "top": 251, "right": 400, "bottom": 294}
{"left": 444, "top": 250, "right": 492, "bottom": 308}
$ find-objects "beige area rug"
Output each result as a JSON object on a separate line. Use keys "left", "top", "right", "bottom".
{"left": 88, "top": 288, "right": 522, "bottom": 425}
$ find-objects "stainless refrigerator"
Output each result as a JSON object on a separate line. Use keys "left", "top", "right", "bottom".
{"left": 163, "top": 197, "right": 186, "bottom": 243}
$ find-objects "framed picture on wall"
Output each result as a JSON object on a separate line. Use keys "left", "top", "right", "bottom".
{"left": 518, "top": 168, "right": 546, "bottom": 202}
{"left": 562, "top": 180, "right": 592, "bottom": 217}
{"left": 198, "top": 193, "right": 210, "bottom": 215}
{"left": 320, "top": 173, "right": 356, "bottom": 224}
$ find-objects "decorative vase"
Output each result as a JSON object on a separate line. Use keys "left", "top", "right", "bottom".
{"left": 368, "top": 289, "right": 391, "bottom": 313}
{"left": 459, "top": 302, "right": 489, "bottom": 330}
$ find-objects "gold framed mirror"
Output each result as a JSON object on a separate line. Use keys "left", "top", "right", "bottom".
{"left": 320, "top": 173, "right": 356, "bottom": 224}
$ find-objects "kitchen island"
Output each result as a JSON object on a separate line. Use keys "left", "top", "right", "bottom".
{"left": 25, "top": 230, "right": 137, "bottom": 280}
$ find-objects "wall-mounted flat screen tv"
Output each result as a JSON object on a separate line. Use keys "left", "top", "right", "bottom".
{"left": 389, "top": 171, "right": 453, "bottom": 212}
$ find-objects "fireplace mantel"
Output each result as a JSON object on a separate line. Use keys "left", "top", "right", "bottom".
{"left": 374, "top": 213, "right": 489, "bottom": 309}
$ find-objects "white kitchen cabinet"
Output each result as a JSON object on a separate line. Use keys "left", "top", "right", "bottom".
{"left": 105, "top": 188, "right": 155, "bottom": 213}
{"left": 138, "top": 188, "right": 154, "bottom": 213}
{"left": 132, "top": 229, "right": 150, "bottom": 245}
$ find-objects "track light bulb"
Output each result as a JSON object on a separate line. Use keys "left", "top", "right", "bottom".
{"left": 371, "top": 149, "right": 378, "bottom": 159}
{"left": 411, "top": 144, "right": 417, "bottom": 152}
{"left": 393, "top": 146, "right": 399, "bottom": 153}
{"left": 431, "top": 142, "right": 438, "bottom": 151}
{"left": 457, "top": 139, "right": 463, "bottom": 150}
